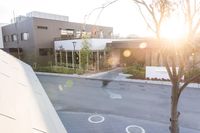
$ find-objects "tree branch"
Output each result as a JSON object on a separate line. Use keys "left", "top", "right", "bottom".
{"left": 171, "top": 55, "right": 177, "bottom": 81}
{"left": 84, "top": 0, "right": 120, "bottom": 24}
{"left": 163, "top": 54, "right": 174, "bottom": 83}
{"left": 177, "top": 52, "right": 185, "bottom": 82}
{"left": 135, "top": 3, "right": 156, "bottom": 33}
{"left": 178, "top": 72, "right": 200, "bottom": 98}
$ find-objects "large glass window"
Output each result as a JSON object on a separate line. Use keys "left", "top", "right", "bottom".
{"left": 61, "top": 29, "right": 74, "bottom": 35}
{"left": 3, "top": 35, "right": 9, "bottom": 42}
{"left": 11, "top": 34, "right": 18, "bottom": 42}
{"left": 75, "top": 31, "right": 81, "bottom": 38}
{"left": 21, "top": 32, "right": 29, "bottom": 41}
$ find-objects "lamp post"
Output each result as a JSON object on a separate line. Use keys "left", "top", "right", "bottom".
{"left": 72, "top": 41, "right": 76, "bottom": 70}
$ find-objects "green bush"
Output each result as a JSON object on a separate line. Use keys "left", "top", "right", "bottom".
{"left": 34, "top": 66, "right": 75, "bottom": 74}
{"left": 123, "top": 64, "right": 145, "bottom": 79}
{"left": 184, "top": 68, "right": 200, "bottom": 83}
{"left": 76, "top": 68, "right": 84, "bottom": 75}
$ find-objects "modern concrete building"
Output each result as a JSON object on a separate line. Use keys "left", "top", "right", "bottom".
{"left": 2, "top": 11, "right": 113, "bottom": 66}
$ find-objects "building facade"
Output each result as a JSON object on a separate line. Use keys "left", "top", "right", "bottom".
{"left": 0, "top": 23, "right": 7, "bottom": 48}
{"left": 2, "top": 11, "right": 113, "bottom": 66}
{"left": 54, "top": 39, "right": 114, "bottom": 71}
{"left": 54, "top": 38, "right": 164, "bottom": 71}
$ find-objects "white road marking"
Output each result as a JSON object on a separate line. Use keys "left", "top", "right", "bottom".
{"left": 126, "top": 125, "right": 145, "bottom": 133}
{"left": 88, "top": 114, "right": 105, "bottom": 124}
{"left": 105, "top": 89, "right": 122, "bottom": 99}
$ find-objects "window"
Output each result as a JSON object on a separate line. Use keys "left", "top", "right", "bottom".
{"left": 3, "top": 35, "right": 9, "bottom": 42}
{"left": 100, "top": 31, "right": 104, "bottom": 38}
{"left": 39, "top": 48, "right": 53, "bottom": 56}
{"left": 75, "top": 31, "right": 81, "bottom": 38}
{"left": 82, "top": 31, "right": 92, "bottom": 37}
{"left": 37, "top": 26, "right": 48, "bottom": 30}
{"left": 11, "top": 34, "right": 18, "bottom": 42}
{"left": 60, "top": 29, "right": 74, "bottom": 35}
{"left": 21, "top": 32, "right": 29, "bottom": 40}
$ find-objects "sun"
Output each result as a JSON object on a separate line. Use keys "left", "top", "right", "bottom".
{"left": 160, "top": 17, "right": 187, "bottom": 40}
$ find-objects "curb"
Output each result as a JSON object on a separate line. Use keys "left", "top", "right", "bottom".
{"left": 36, "top": 72, "right": 200, "bottom": 88}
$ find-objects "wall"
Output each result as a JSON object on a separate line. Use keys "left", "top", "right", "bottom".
{"left": 2, "top": 18, "right": 36, "bottom": 65}
{"left": 32, "top": 18, "right": 113, "bottom": 65}
{"left": 146, "top": 66, "right": 180, "bottom": 80}
{"left": 146, "top": 66, "right": 169, "bottom": 80}
{"left": 0, "top": 23, "right": 7, "bottom": 48}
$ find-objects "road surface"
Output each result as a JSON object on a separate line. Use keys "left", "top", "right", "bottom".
{"left": 37, "top": 72, "right": 200, "bottom": 133}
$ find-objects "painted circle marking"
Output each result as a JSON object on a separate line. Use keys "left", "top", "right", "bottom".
{"left": 88, "top": 115, "right": 105, "bottom": 124}
{"left": 126, "top": 125, "right": 145, "bottom": 133}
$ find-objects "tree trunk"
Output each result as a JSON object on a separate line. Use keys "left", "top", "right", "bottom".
{"left": 170, "top": 83, "right": 180, "bottom": 133}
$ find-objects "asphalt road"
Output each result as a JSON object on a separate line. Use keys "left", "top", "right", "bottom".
{"left": 37, "top": 73, "right": 200, "bottom": 133}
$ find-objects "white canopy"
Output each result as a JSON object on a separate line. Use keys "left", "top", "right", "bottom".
{"left": 54, "top": 39, "right": 114, "bottom": 51}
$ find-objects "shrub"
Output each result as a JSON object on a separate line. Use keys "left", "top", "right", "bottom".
{"left": 34, "top": 66, "right": 75, "bottom": 74}
{"left": 184, "top": 68, "right": 200, "bottom": 83}
{"left": 123, "top": 64, "right": 145, "bottom": 79}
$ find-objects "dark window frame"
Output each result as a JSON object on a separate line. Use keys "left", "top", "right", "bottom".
{"left": 3, "top": 35, "right": 10, "bottom": 42}
{"left": 11, "top": 34, "right": 18, "bottom": 42}
{"left": 21, "top": 32, "right": 29, "bottom": 41}
{"left": 37, "top": 26, "right": 48, "bottom": 30}
{"left": 39, "top": 48, "right": 53, "bottom": 56}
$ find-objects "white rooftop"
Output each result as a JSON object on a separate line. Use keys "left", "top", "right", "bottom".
{"left": 0, "top": 50, "right": 67, "bottom": 133}
{"left": 27, "top": 11, "right": 69, "bottom": 22}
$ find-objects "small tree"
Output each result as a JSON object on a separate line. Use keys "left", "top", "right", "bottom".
{"left": 80, "top": 34, "right": 92, "bottom": 71}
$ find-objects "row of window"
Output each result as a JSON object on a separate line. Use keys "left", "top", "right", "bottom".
{"left": 60, "top": 29, "right": 104, "bottom": 38}
{"left": 3, "top": 33, "right": 29, "bottom": 43}
{"left": 37, "top": 25, "right": 109, "bottom": 38}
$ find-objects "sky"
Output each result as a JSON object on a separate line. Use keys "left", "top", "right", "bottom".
{"left": 0, "top": 0, "right": 153, "bottom": 37}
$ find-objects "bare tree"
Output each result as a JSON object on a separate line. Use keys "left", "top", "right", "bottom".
{"left": 133, "top": 0, "right": 200, "bottom": 133}
{"left": 85, "top": 0, "right": 200, "bottom": 132}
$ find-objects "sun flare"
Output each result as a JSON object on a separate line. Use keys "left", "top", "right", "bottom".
{"left": 160, "top": 17, "right": 187, "bottom": 40}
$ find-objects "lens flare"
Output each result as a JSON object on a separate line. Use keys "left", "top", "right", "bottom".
{"left": 123, "top": 50, "right": 131, "bottom": 57}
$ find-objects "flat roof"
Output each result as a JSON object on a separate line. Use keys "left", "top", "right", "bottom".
{"left": 27, "top": 11, "right": 69, "bottom": 22}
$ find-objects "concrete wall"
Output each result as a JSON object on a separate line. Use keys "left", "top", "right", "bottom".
{"left": 2, "top": 18, "right": 36, "bottom": 65}
{"left": 146, "top": 66, "right": 169, "bottom": 80}
{"left": 146, "top": 66, "right": 180, "bottom": 80}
